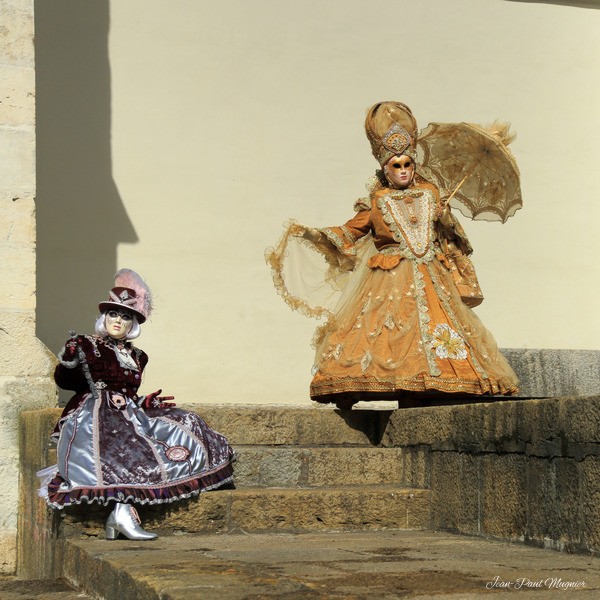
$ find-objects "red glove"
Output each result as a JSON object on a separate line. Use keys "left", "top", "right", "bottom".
{"left": 140, "top": 389, "right": 176, "bottom": 410}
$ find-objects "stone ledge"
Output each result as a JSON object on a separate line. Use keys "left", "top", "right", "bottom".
{"left": 60, "top": 486, "right": 430, "bottom": 539}
{"left": 503, "top": 348, "right": 600, "bottom": 398}
{"left": 18, "top": 393, "right": 600, "bottom": 579}
{"left": 381, "top": 395, "right": 600, "bottom": 458}
{"left": 234, "top": 445, "right": 408, "bottom": 487}
{"left": 59, "top": 531, "right": 600, "bottom": 600}
{"left": 188, "top": 405, "right": 390, "bottom": 446}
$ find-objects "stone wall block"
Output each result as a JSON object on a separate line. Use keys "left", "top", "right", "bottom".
{"left": 0, "top": 248, "right": 35, "bottom": 310}
{"left": 0, "top": 533, "right": 16, "bottom": 573}
{"left": 0, "top": 2, "right": 34, "bottom": 67}
{"left": 448, "top": 401, "right": 518, "bottom": 453}
{"left": 504, "top": 349, "right": 600, "bottom": 398}
{"left": 226, "top": 488, "right": 419, "bottom": 532}
{"left": 578, "top": 457, "right": 600, "bottom": 552}
{"left": 0, "top": 65, "right": 35, "bottom": 126}
{"left": 560, "top": 395, "right": 600, "bottom": 445}
{"left": 17, "top": 409, "right": 63, "bottom": 579}
{"left": 481, "top": 454, "right": 527, "bottom": 540}
{"left": 190, "top": 406, "right": 378, "bottom": 446}
{"left": 1, "top": 380, "right": 56, "bottom": 453}
{"left": 234, "top": 446, "right": 304, "bottom": 488}
{"left": 430, "top": 452, "right": 480, "bottom": 535}
{"left": 400, "top": 446, "right": 429, "bottom": 488}
{"left": 525, "top": 458, "right": 560, "bottom": 545}
{"left": 260, "top": 448, "right": 304, "bottom": 486}
{"left": 307, "top": 447, "right": 405, "bottom": 487}
{"left": 525, "top": 457, "right": 583, "bottom": 551}
{"left": 0, "top": 195, "right": 35, "bottom": 246}
{"left": 16, "top": 408, "right": 58, "bottom": 471}
{"left": 516, "top": 397, "right": 600, "bottom": 459}
{"left": 143, "top": 493, "right": 230, "bottom": 535}
{"left": 444, "top": 397, "right": 600, "bottom": 460}
{"left": 0, "top": 315, "right": 57, "bottom": 375}
{"left": 0, "top": 458, "right": 18, "bottom": 529}
{"left": 521, "top": 398, "right": 564, "bottom": 457}
{"left": 0, "top": 127, "right": 35, "bottom": 194}
{"left": 381, "top": 405, "right": 453, "bottom": 448}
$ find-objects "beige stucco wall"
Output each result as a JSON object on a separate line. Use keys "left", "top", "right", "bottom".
{"left": 36, "top": 0, "right": 600, "bottom": 407}
{"left": 0, "top": 0, "right": 57, "bottom": 574}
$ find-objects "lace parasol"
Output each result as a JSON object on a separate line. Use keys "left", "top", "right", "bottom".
{"left": 417, "top": 122, "right": 522, "bottom": 223}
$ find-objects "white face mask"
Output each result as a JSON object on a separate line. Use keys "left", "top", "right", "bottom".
{"left": 104, "top": 310, "right": 134, "bottom": 339}
{"left": 384, "top": 154, "right": 415, "bottom": 189}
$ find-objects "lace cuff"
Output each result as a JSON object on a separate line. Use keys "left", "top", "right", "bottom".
{"left": 57, "top": 347, "right": 79, "bottom": 368}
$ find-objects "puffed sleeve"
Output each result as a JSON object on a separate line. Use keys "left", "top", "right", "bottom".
{"left": 304, "top": 201, "right": 372, "bottom": 271}
{"left": 320, "top": 209, "right": 372, "bottom": 256}
{"left": 436, "top": 204, "right": 474, "bottom": 256}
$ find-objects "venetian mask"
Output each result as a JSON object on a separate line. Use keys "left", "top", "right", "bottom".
{"left": 105, "top": 310, "right": 134, "bottom": 339}
{"left": 384, "top": 154, "right": 415, "bottom": 189}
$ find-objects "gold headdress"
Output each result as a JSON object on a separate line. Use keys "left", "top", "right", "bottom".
{"left": 365, "top": 102, "right": 418, "bottom": 166}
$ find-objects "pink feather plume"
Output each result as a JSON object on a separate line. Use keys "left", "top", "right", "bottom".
{"left": 114, "top": 268, "right": 153, "bottom": 319}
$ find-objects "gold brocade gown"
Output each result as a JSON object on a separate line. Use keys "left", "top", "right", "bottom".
{"left": 303, "top": 182, "right": 518, "bottom": 401}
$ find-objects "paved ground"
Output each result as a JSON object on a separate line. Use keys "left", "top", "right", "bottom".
{"left": 57, "top": 530, "right": 600, "bottom": 599}
{"left": 0, "top": 575, "right": 90, "bottom": 599}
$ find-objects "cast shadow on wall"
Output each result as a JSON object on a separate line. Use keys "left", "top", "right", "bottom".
{"left": 35, "top": 0, "right": 137, "bottom": 399}
{"left": 504, "top": 0, "right": 600, "bottom": 8}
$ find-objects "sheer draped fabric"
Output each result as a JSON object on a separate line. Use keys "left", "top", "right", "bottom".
{"left": 266, "top": 182, "right": 518, "bottom": 400}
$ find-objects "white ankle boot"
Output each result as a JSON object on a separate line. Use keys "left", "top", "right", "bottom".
{"left": 105, "top": 502, "right": 158, "bottom": 541}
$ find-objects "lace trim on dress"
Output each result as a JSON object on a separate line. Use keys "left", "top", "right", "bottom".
{"left": 427, "top": 264, "right": 488, "bottom": 379}
{"left": 264, "top": 220, "right": 338, "bottom": 321}
{"left": 310, "top": 373, "right": 517, "bottom": 396}
{"left": 411, "top": 262, "right": 441, "bottom": 377}
{"left": 57, "top": 347, "right": 79, "bottom": 369}
{"left": 379, "top": 189, "right": 435, "bottom": 258}
{"left": 320, "top": 227, "right": 357, "bottom": 257}
{"left": 353, "top": 197, "right": 371, "bottom": 212}
{"left": 44, "top": 462, "right": 235, "bottom": 508}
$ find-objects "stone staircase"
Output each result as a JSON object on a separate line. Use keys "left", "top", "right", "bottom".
{"left": 18, "top": 405, "right": 430, "bottom": 582}
{"left": 20, "top": 394, "right": 600, "bottom": 598}
{"left": 143, "top": 406, "right": 428, "bottom": 536}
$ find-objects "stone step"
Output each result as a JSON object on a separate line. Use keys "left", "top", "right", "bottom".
{"left": 62, "top": 486, "right": 430, "bottom": 539}
{"left": 234, "top": 445, "right": 409, "bottom": 488}
{"left": 192, "top": 404, "right": 393, "bottom": 446}
{"left": 44, "top": 445, "right": 415, "bottom": 490}
{"left": 59, "top": 530, "right": 600, "bottom": 600}
{"left": 33, "top": 405, "right": 394, "bottom": 446}
{"left": 19, "top": 407, "right": 424, "bottom": 580}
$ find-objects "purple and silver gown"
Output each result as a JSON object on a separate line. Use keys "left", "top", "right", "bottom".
{"left": 43, "top": 335, "right": 234, "bottom": 508}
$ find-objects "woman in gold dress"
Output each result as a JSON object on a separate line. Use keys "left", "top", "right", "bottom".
{"left": 267, "top": 102, "right": 518, "bottom": 409}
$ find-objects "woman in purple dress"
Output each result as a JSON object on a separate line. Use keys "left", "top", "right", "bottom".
{"left": 39, "top": 269, "right": 234, "bottom": 540}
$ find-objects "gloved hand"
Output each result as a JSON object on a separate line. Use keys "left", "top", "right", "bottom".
{"left": 139, "top": 389, "right": 176, "bottom": 410}
{"left": 302, "top": 227, "right": 323, "bottom": 243}
{"left": 63, "top": 336, "right": 84, "bottom": 360}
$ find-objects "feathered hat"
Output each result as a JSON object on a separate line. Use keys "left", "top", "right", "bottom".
{"left": 365, "top": 101, "right": 418, "bottom": 166}
{"left": 98, "top": 269, "right": 153, "bottom": 323}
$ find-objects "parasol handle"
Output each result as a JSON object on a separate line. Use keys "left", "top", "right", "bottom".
{"left": 445, "top": 163, "right": 477, "bottom": 204}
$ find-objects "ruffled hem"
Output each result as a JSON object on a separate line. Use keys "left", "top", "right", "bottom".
{"left": 44, "top": 461, "right": 234, "bottom": 509}
{"left": 311, "top": 373, "right": 518, "bottom": 398}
